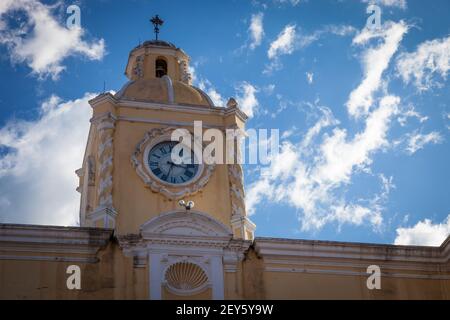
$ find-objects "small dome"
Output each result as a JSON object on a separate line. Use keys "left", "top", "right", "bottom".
{"left": 115, "top": 77, "right": 214, "bottom": 107}
{"left": 132, "top": 40, "right": 177, "bottom": 51}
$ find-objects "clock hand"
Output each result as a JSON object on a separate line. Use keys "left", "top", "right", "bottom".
{"left": 165, "top": 165, "right": 173, "bottom": 181}
{"left": 167, "top": 161, "right": 188, "bottom": 169}
{"left": 167, "top": 163, "right": 174, "bottom": 177}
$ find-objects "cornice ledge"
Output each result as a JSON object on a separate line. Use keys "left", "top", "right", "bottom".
{"left": 253, "top": 237, "right": 447, "bottom": 264}
{"left": 0, "top": 224, "right": 113, "bottom": 262}
{"left": 117, "top": 233, "right": 235, "bottom": 250}
{"left": 89, "top": 92, "right": 118, "bottom": 108}
{"left": 440, "top": 235, "right": 450, "bottom": 262}
{"left": 116, "top": 98, "right": 223, "bottom": 113}
{"left": 224, "top": 106, "right": 248, "bottom": 122}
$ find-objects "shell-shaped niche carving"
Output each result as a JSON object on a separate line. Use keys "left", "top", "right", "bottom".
{"left": 165, "top": 262, "right": 208, "bottom": 294}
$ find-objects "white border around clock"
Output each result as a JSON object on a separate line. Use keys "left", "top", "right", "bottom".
{"left": 131, "top": 127, "right": 216, "bottom": 200}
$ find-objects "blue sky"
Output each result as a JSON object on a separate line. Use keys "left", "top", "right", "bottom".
{"left": 0, "top": 0, "right": 449, "bottom": 246}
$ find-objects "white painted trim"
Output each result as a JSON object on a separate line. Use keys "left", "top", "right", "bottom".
{"left": 254, "top": 237, "right": 450, "bottom": 280}
{"left": 149, "top": 253, "right": 162, "bottom": 300}
{"left": 211, "top": 256, "right": 224, "bottom": 300}
{"left": 140, "top": 210, "right": 232, "bottom": 238}
{"left": 0, "top": 224, "right": 112, "bottom": 263}
{"left": 87, "top": 206, "right": 118, "bottom": 228}
{"left": 162, "top": 260, "right": 210, "bottom": 296}
{"left": 142, "top": 134, "right": 205, "bottom": 188}
{"left": 162, "top": 75, "right": 174, "bottom": 103}
{"left": 118, "top": 116, "right": 224, "bottom": 129}
{"left": 0, "top": 255, "right": 99, "bottom": 263}
{"left": 88, "top": 91, "right": 248, "bottom": 123}
{"left": 254, "top": 238, "right": 448, "bottom": 263}
{"left": 264, "top": 267, "right": 450, "bottom": 280}
{"left": 118, "top": 212, "right": 251, "bottom": 300}
{"left": 131, "top": 128, "right": 216, "bottom": 200}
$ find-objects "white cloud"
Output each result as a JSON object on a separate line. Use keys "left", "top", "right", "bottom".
{"left": 306, "top": 72, "right": 314, "bottom": 84}
{"left": 362, "top": 0, "right": 407, "bottom": 9}
{"left": 268, "top": 24, "right": 297, "bottom": 59}
{"left": 236, "top": 82, "right": 259, "bottom": 118}
{"left": 447, "top": 113, "right": 450, "bottom": 131}
{"left": 188, "top": 65, "right": 197, "bottom": 84}
{"left": 267, "top": 23, "right": 355, "bottom": 59}
{"left": 251, "top": 18, "right": 409, "bottom": 232}
{"left": 249, "top": 12, "right": 264, "bottom": 50}
{"left": 246, "top": 96, "right": 399, "bottom": 230}
{"left": 396, "top": 36, "right": 450, "bottom": 91}
{"left": 192, "top": 64, "right": 258, "bottom": 113}
{"left": 281, "top": 126, "right": 298, "bottom": 139}
{"left": 198, "top": 79, "right": 226, "bottom": 107}
{"left": 397, "top": 105, "right": 428, "bottom": 126}
{"left": 405, "top": 131, "right": 443, "bottom": 154}
{"left": 273, "top": 0, "right": 302, "bottom": 6}
{"left": 297, "top": 25, "right": 357, "bottom": 49}
{"left": 190, "top": 64, "right": 225, "bottom": 107}
{"left": 317, "top": 95, "right": 399, "bottom": 185}
{"left": 0, "top": 93, "right": 95, "bottom": 226}
{"left": 0, "top": 0, "right": 105, "bottom": 80}
{"left": 326, "top": 25, "right": 358, "bottom": 37}
{"left": 394, "top": 215, "right": 450, "bottom": 246}
{"left": 263, "top": 84, "right": 276, "bottom": 95}
{"left": 264, "top": 24, "right": 356, "bottom": 74}
{"left": 347, "top": 21, "right": 408, "bottom": 118}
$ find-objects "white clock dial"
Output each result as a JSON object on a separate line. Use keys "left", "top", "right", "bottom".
{"left": 147, "top": 141, "right": 199, "bottom": 185}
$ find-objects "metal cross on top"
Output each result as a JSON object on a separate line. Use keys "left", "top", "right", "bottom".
{"left": 150, "top": 15, "right": 164, "bottom": 40}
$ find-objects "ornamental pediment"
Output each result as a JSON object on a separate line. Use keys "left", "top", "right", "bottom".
{"left": 140, "top": 210, "right": 232, "bottom": 239}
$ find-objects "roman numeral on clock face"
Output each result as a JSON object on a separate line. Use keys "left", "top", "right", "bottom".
{"left": 184, "top": 169, "right": 194, "bottom": 178}
{"left": 149, "top": 161, "right": 158, "bottom": 167}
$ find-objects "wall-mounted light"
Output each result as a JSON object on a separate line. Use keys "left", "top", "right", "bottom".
{"left": 178, "top": 200, "right": 194, "bottom": 210}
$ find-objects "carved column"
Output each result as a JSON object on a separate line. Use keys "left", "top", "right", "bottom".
{"left": 87, "top": 112, "right": 117, "bottom": 229}
{"left": 133, "top": 55, "right": 144, "bottom": 79}
{"left": 179, "top": 59, "right": 192, "bottom": 85}
{"left": 226, "top": 124, "right": 256, "bottom": 240}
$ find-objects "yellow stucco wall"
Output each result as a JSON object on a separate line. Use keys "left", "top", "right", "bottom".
{"left": 1, "top": 241, "right": 449, "bottom": 300}
{"left": 81, "top": 97, "right": 246, "bottom": 235}
{"left": 0, "top": 243, "right": 146, "bottom": 300}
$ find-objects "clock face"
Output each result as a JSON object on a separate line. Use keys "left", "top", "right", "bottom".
{"left": 147, "top": 141, "right": 200, "bottom": 185}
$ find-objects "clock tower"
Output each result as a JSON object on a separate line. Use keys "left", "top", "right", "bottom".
{"left": 76, "top": 26, "right": 255, "bottom": 299}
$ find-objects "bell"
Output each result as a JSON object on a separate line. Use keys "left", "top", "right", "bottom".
{"left": 156, "top": 65, "right": 166, "bottom": 77}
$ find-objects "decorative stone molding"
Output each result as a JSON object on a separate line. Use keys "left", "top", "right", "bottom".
{"left": 226, "top": 126, "right": 256, "bottom": 240}
{"left": 163, "top": 260, "right": 210, "bottom": 296}
{"left": 133, "top": 55, "right": 144, "bottom": 79}
{"left": 0, "top": 224, "right": 112, "bottom": 263}
{"left": 87, "top": 155, "right": 96, "bottom": 186}
{"left": 75, "top": 167, "right": 83, "bottom": 193}
{"left": 89, "top": 112, "right": 118, "bottom": 228}
{"left": 229, "top": 164, "right": 246, "bottom": 217}
{"left": 87, "top": 206, "right": 117, "bottom": 229}
{"left": 141, "top": 210, "right": 232, "bottom": 239}
{"left": 179, "top": 59, "right": 192, "bottom": 85}
{"left": 231, "top": 215, "right": 256, "bottom": 241}
{"left": 117, "top": 210, "right": 252, "bottom": 299}
{"left": 254, "top": 237, "right": 450, "bottom": 280}
{"left": 88, "top": 92, "right": 249, "bottom": 123}
{"left": 93, "top": 113, "right": 116, "bottom": 208}
{"left": 131, "top": 127, "right": 216, "bottom": 200}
